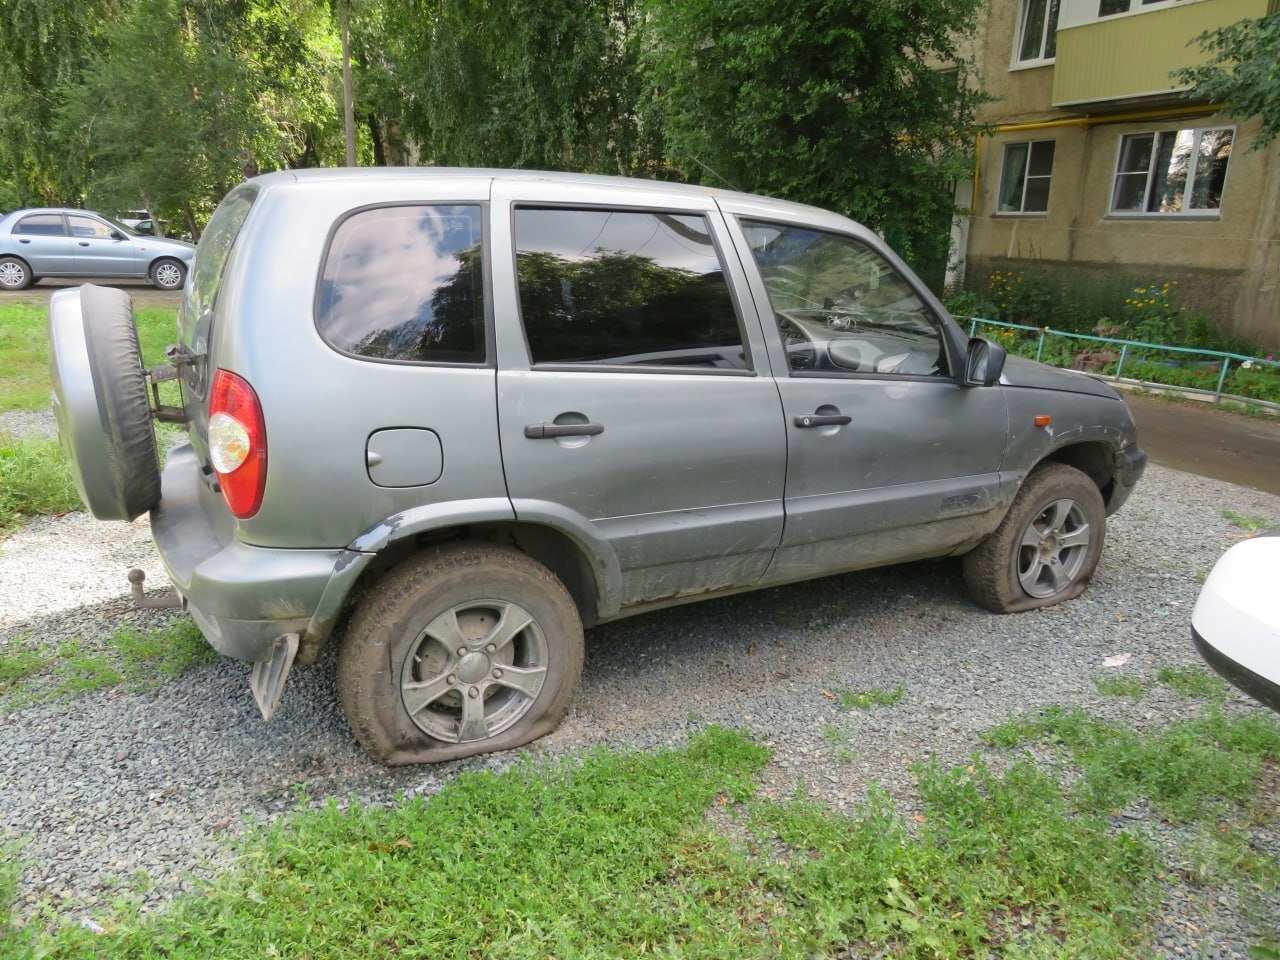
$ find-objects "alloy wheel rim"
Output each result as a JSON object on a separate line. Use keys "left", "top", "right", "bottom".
{"left": 0, "top": 262, "right": 25, "bottom": 287}
{"left": 155, "top": 263, "right": 182, "bottom": 288}
{"left": 1015, "top": 498, "right": 1090, "bottom": 599}
{"left": 399, "top": 599, "right": 548, "bottom": 743}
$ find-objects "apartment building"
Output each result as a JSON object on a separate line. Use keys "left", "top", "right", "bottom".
{"left": 957, "top": 0, "right": 1279, "bottom": 348}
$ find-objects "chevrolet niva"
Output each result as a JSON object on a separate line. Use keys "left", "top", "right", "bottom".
{"left": 49, "top": 169, "right": 1146, "bottom": 764}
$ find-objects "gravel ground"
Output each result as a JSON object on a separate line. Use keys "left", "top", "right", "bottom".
{"left": 2, "top": 462, "right": 1279, "bottom": 956}
{"left": 0, "top": 409, "right": 56, "bottom": 439}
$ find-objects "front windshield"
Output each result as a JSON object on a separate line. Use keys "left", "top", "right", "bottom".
{"left": 101, "top": 216, "right": 137, "bottom": 237}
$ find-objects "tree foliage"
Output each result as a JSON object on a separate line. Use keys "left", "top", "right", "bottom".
{"left": 1176, "top": 13, "right": 1280, "bottom": 148}
{"left": 645, "top": 0, "right": 987, "bottom": 279}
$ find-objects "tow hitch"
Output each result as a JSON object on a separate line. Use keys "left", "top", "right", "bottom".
{"left": 127, "top": 568, "right": 182, "bottom": 609}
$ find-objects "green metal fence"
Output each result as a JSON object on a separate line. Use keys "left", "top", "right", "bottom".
{"left": 962, "top": 316, "right": 1280, "bottom": 412}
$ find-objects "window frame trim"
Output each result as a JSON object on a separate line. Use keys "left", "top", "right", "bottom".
{"left": 508, "top": 201, "right": 759, "bottom": 377}
{"left": 995, "top": 139, "right": 1056, "bottom": 216}
{"left": 1107, "top": 125, "right": 1235, "bottom": 219}
{"left": 312, "top": 199, "right": 496, "bottom": 369}
{"left": 733, "top": 216, "right": 965, "bottom": 385}
{"left": 1010, "top": 0, "right": 1058, "bottom": 68}
{"left": 13, "top": 212, "right": 71, "bottom": 238}
{"left": 1097, "top": 0, "right": 1191, "bottom": 21}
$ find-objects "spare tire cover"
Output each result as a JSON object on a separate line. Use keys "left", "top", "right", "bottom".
{"left": 48, "top": 284, "right": 161, "bottom": 521}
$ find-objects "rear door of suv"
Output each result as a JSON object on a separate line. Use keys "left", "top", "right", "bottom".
{"left": 491, "top": 179, "right": 787, "bottom": 610}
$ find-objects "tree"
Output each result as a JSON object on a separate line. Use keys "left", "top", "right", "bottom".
{"left": 1175, "top": 13, "right": 1280, "bottom": 148}
{"left": 0, "top": 0, "right": 120, "bottom": 204}
{"left": 645, "top": 0, "right": 988, "bottom": 282}
{"left": 385, "top": 0, "right": 662, "bottom": 175}
{"left": 56, "top": 0, "right": 341, "bottom": 236}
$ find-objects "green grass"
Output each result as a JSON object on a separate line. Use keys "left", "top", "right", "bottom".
{"left": 1158, "top": 665, "right": 1229, "bottom": 701}
{"left": 1222, "top": 509, "right": 1272, "bottom": 534}
{"left": 0, "top": 433, "right": 81, "bottom": 534}
{"left": 5, "top": 727, "right": 1170, "bottom": 959}
{"left": 838, "top": 685, "right": 905, "bottom": 711}
{"left": 0, "top": 619, "right": 214, "bottom": 712}
{"left": 1094, "top": 675, "right": 1147, "bottom": 700}
{"left": 0, "top": 303, "right": 178, "bottom": 413}
{"left": 983, "top": 706, "right": 1280, "bottom": 822}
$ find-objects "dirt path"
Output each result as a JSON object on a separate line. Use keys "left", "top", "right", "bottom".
{"left": 1122, "top": 390, "right": 1280, "bottom": 496}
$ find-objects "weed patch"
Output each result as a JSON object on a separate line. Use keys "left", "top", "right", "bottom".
{"left": 838, "top": 685, "right": 905, "bottom": 710}
{"left": 1159, "top": 665, "right": 1228, "bottom": 700}
{"left": 1223, "top": 509, "right": 1271, "bottom": 534}
{"left": 1094, "top": 675, "right": 1147, "bottom": 699}
{"left": 983, "top": 706, "right": 1280, "bottom": 821}
{"left": 0, "top": 434, "right": 80, "bottom": 534}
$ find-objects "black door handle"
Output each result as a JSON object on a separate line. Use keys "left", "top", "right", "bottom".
{"left": 524, "top": 422, "right": 604, "bottom": 439}
{"left": 77, "top": 241, "right": 90, "bottom": 247}
{"left": 17, "top": 238, "right": 29, "bottom": 244}
{"left": 794, "top": 413, "right": 852, "bottom": 428}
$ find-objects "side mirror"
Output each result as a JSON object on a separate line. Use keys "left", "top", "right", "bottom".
{"left": 111, "top": 231, "right": 127, "bottom": 241}
{"left": 964, "top": 336, "right": 1006, "bottom": 387}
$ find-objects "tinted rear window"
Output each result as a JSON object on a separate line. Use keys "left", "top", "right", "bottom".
{"left": 14, "top": 214, "right": 66, "bottom": 236}
{"left": 513, "top": 207, "right": 747, "bottom": 369}
{"left": 316, "top": 205, "right": 485, "bottom": 364}
{"left": 187, "top": 186, "right": 256, "bottom": 320}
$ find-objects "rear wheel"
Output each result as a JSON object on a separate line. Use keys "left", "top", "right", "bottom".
{"left": 962, "top": 462, "right": 1105, "bottom": 613}
{"left": 337, "top": 542, "right": 584, "bottom": 765}
{"left": 0, "top": 256, "right": 32, "bottom": 290}
{"left": 149, "top": 258, "right": 186, "bottom": 290}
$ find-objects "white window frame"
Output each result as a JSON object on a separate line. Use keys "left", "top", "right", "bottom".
{"left": 1011, "top": 0, "right": 1059, "bottom": 68}
{"left": 996, "top": 140, "right": 1056, "bottom": 216}
{"left": 1108, "top": 125, "right": 1235, "bottom": 219}
{"left": 1096, "top": 0, "right": 1191, "bottom": 21}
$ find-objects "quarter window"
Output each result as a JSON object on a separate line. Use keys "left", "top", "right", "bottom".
{"left": 739, "top": 220, "right": 949, "bottom": 379}
{"left": 317, "top": 204, "right": 485, "bottom": 364}
{"left": 14, "top": 214, "right": 66, "bottom": 237}
{"left": 1111, "top": 127, "right": 1233, "bottom": 215}
{"left": 1015, "top": 0, "right": 1060, "bottom": 63}
{"left": 998, "top": 141, "right": 1055, "bottom": 214}
{"left": 513, "top": 207, "right": 748, "bottom": 370}
{"left": 68, "top": 215, "right": 114, "bottom": 239}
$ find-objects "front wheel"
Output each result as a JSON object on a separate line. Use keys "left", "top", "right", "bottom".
{"left": 149, "top": 258, "right": 186, "bottom": 290}
{"left": 962, "top": 462, "right": 1105, "bottom": 613}
{"left": 337, "top": 542, "right": 584, "bottom": 765}
{"left": 0, "top": 256, "right": 33, "bottom": 290}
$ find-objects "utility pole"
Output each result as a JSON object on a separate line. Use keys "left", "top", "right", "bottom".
{"left": 341, "top": 0, "right": 356, "bottom": 166}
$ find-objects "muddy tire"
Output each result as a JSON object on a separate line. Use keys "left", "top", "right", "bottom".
{"left": 337, "top": 542, "right": 584, "bottom": 766}
{"left": 962, "top": 462, "right": 1105, "bottom": 613}
{"left": 48, "top": 285, "right": 160, "bottom": 521}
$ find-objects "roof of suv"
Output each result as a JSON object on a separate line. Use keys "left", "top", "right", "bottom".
{"left": 249, "top": 167, "right": 846, "bottom": 225}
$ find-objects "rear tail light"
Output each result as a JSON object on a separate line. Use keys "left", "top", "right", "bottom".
{"left": 208, "top": 369, "right": 266, "bottom": 518}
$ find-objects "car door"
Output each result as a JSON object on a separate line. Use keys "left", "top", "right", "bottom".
{"left": 723, "top": 208, "right": 1010, "bottom": 581}
{"left": 68, "top": 214, "right": 146, "bottom": 277}
{"left": 10, "top": 213, "right": 78, "bottom": 274}
{"left": 490, "top": 181, "right": 787, "bottom": 610}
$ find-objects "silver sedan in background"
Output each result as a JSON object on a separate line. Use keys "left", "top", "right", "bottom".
{"left": 0, "top": 208, "right": 195, "bottom": 291}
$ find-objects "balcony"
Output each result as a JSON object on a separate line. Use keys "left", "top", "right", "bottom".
{"left": 1051, "top": 0, "right": 1270, "bottom": 109}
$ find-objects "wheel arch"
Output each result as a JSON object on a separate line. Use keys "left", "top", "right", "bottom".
{"left": 1037, "top": 439, "right": 1118, "bottom": 503}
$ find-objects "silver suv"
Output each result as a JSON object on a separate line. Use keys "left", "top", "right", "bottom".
{"left": 50, "top": 169, "right": 1146, "bottom": 764}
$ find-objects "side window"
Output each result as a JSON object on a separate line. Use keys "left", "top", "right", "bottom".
{"left": 68, "top": 215, "right": 114, "bottom": 239}
{"left": 14, "top": 214, "right": 66, "bottom": 237}
{"left": 187, "top": 186, "right": 256, "bottom": 321}
{"left": 739, "top": 220, "right": 949, "bottom": 379}
{"left": 998, "top": 140, "right": 1055, "bottom": 213}
{"left": 317, "top": 204, "right": 485, "bottom": 364}
{"left": 513, "top": 207, "right": 748, "bottom": 370}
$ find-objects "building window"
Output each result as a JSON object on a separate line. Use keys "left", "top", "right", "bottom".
{"left": 1110, "top": 127, "right": 1233, "bottom": 216}
{"left": 1015, "top": 0, "right": 1060, "bottom": 63}
{"left": 997, "top": 140, "right": 1056, "bottom": 214}
{"left": 1099, "top": 0, "right": 1187, "bottom": 17}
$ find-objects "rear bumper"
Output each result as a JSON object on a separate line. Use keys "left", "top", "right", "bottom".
{"left": 150, "top": 444, "right": 371, "bottom": 662}
{"left": 1106, "top": 445, "right": 1147, "bottom": 515}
